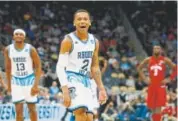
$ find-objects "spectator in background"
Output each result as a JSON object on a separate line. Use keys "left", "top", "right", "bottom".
{"left": 126, "top": 76, "right": 135, "bottom": 90}
{"left": 49, "top": 81, "right": 59, "bottom": 99}
{"left": 38, "top": 87, "right": 50, "bottom": 104}
{"left": 120, "top": 56, "right": 132, "bottom": 75}
{"left": 101, "top": 101, "right": 118, "bottom": 121}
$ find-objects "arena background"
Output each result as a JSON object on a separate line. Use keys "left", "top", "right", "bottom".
{"left": 0, "top": 1, "right": 177, "bottom": 121}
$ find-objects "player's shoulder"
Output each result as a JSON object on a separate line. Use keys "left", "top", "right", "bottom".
{"left": 89, "top": 33, "right": 98, "bottom": 40}
{"left": 88, "top": 33, "right": 99, "bottom": 45}
{"left": 59, "top": 33, "right": 73, "bottom": 51}
{"left": 5, "top": 44, "right": 13, "bottom": 52}
{"left": 62, "top": 33, "right": 73, "bottom": 44}
{"left": 25, "top": 43, "right": 35, "bottom": 50}
{"left": 6, "top": 43, "right": 13, "bottom": 48}
{"left": 142, "top": 57, "right": 150, "bottom": 63}
{"left": 163, "top": 56, "right": 171, "bottom": 62}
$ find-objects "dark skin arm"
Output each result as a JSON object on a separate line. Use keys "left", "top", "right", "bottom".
{"left": 162, "top": 57, "right": 176, "bottom": 84}
{"left": 30, "top": 47, "right": 42, "bottom": 96}
{"left": 164, "top": 57, "right": 176, "bottom": 69}
{"left": 101, "top": 58, "right": 107, "bottom": 75}
{"left": 4, "top": 47, "right": 11, "bottom": 93}
{"left": 137, "top": 57, "right": 150, "bottom": 83}
{"left": 91, "top": 39, "right": 107, "bottom": 104}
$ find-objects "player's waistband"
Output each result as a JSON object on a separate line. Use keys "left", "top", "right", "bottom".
{"left": 65, "top": 71, "right": 90, "bottom": 78}
{"left": 12, "top": 73, "right": 35, "bottom": 79}
{"left": 12, "top": 73, "right": 35, "bottom": 86}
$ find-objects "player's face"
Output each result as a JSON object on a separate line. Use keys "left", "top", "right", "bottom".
{"left": 153, "top": 46, "right": 161, "bottom": 56}
{"left": 13, "top": 33, "right": 25, "bottom": 43}
{"left": 74, "top": 12, "right": 91, "bottom": 33}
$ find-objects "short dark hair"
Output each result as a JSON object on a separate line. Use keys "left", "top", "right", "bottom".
{"left": 73, "top": 9, "right": 91, "bottom": 20}
{"left": 153, "top": 43, "right": 161, "bottom": 47}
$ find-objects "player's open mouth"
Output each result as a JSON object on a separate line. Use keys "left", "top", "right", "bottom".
{"left": 80, "top": 26, "right": 86, "bottom": 28}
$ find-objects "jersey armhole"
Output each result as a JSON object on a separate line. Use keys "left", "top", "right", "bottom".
{"left": 93, "top": 35, "right": 97, "bottom": 50}
{"left": 66, "top": 35, "right": 74, "bottom": 54}
{"left": 7, "top": 45, "right": 10, "bottom": 57}
{"left": 29, "top": 44, "right": 33, "bottom": 55}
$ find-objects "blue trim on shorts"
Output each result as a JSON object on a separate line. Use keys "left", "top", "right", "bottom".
{"left": 68, "top": 105, "right": 89, "bottom": 112}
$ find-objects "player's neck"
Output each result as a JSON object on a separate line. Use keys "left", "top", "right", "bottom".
{"left": 153, "top": 55, "right": 160, "bottom": 58}
{"left": 14, "top": 42, "right": 25, "bottom": 50}
{"left": 75, "top": 31, "right": 88, "bottom": 41}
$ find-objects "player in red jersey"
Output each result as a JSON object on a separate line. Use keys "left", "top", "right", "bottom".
{"left": 137, "top": 45, "right": 177, "bottom": 121}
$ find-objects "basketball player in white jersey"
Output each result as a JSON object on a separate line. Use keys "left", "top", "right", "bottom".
{"left": 4, "top": 29, "right": 41, "bottom": 121}
{"left": 56, "top": 9, "right": 107, "bottom": 121}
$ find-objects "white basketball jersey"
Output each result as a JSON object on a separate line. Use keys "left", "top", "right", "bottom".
{"left": 8, "top": 43, "right": 34, "bottom": 77}
{"left": 66, "top": 32, "right": 96, "bottom": 76}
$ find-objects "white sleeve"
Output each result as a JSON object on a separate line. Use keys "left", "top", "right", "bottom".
{"left": 56, "top": 53, "right": 69, "bottom": 87}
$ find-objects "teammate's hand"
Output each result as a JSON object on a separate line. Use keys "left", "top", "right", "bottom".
{"left": 99, "top": 88, "right": 108, "bottom": 105}
{"left": 31, "top": 86, "right": 39, "bottom": 96}
{"left": 162, "top": 77, "right": 171, "bottom": 85}
{"left": 61, "top": 86, "right": 71, "bottom": 108}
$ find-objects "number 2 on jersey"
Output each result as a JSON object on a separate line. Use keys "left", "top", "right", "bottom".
{"left": 81, "top": 59, "right": 89, "bottom": 71}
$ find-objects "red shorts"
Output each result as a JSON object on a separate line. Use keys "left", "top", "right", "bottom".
{"left": 147, "top": 84, "right": 167, "bottom": 109}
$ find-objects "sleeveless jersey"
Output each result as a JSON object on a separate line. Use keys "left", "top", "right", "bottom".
{"left": 8, "top": 43, "right": 34, "bottom": 77}
{"left": 148, "top": 56, "right": 166, "bottom": 84}
{"left": 66, "top": 32, "right": 96, "bottom": 77}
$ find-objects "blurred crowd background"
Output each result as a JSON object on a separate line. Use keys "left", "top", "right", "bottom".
{"left": 0, "top": 1, "right": 177, "bottom": 121}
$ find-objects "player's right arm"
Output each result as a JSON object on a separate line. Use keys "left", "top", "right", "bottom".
{"left": 0, "top": 73, "right": 7, "bottom": 89}
{"left": 56, "top": 36, "right": 72, "bottom": 107}
{"left": 137, "top": 57, "right": 150, "bottom": 82}
{"left": 4, "top": 47, "right": 11, "bottom": 93}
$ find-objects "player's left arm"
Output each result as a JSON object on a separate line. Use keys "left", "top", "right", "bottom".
{"left": 91, "top": 39, "right": 107, "bottom": 104}
{"left": 164, "top": 57, "right": 177, "bottom": 81}
{"left": 30, "top": 47, "right": 42, "bottom": 89}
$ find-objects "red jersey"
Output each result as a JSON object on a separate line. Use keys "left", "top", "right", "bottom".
{"left": 148, "top": 56, "right": 166, "bottom": 84}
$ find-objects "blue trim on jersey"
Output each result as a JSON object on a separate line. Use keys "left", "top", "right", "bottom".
{"left": 7, "top": 45, "right": 10, "bottom": 57}
{"left": 13, "top": 43, "right": 27, "bottom": 52}
{"left": 29, "top": 44, "right": 32, "bottom": 55}
{"left": 66, "top": 71, "right": 90, "bottom": 78}
{"left": 68, "top": 105, "right": 88, "bottom": 112}
{"left": 66, "top": 35, "right": 74, "bottom": 54}
{"left": 72, "top": 32, "right": 89, "bottom": 44}
{"left": 12, "top": 73, "right": 35, "bottom": 79}
{"left": 93, "top": 35, "right": 97, "bottom": 49}
{"left": 12, "top": 73, "right": 35, "bottom": 86}
{"left": 66, "top": 71, "right": 91, "bottom": 88}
